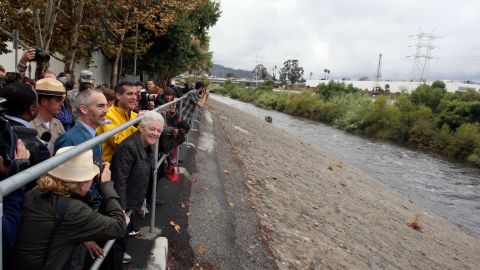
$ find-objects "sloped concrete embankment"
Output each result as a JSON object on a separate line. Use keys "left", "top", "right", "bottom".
{"left": 204, "top": 99, "right": 480, "bottom": 269}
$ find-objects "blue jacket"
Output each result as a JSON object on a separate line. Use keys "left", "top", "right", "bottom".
{"left": 54, "top": 121, "right": 102, "bottom": 163}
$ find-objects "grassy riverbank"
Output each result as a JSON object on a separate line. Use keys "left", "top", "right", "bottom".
{"left": 210, "top": 80, "right": 480, "bottom": 167}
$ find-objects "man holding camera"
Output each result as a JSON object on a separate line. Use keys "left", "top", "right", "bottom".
{"left": 181, "top": 80, "right": 209, "bottom": 123}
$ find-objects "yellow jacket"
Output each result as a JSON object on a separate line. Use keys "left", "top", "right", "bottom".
{"left": 96, "top": 105, "right": 138, "bottom": 162}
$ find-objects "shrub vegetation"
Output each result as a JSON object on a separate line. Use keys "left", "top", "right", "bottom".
{"left": 212, "top": 80, "right": 480, "bottom": 167}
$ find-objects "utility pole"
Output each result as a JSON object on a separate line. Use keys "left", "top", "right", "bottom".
{"left": 12, "top": 30, "right": 19, "bottom": 72}
{"left": 374, "top": 53, "right": 382, "bottom": 91}
{"left": 408, "top": 29, "right": 439, "bottom": 82}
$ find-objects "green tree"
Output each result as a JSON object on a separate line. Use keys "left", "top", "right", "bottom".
{"left": 126, "top": 0, "right": 220, "bottom": 85}
{"left": 279, "top": 59, "right": 304, "bottom": 85}
{"left": 253, "top": 64, "right": 268, "bottom": 80}
{"left": 410, "top": 84, "right": 446, "bottom": 112}
{"left": 431, "top": 80, "right": 446, "bottom": 89}
{"left": 225, "top": 72, "right": 236, "bottom": 78}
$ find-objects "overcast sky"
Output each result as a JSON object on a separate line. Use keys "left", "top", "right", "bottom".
{"left": 209, "top": 0, "right": 480, "bottom": 81}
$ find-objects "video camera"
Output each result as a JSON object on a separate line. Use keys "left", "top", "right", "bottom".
{"left": 139, "top": 88, "right": 158, "bottom": 110}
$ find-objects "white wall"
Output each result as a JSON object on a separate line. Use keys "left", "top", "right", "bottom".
{"left": 0, "top": 42, "right": 111, "bottom": 86}
{"left": 306, "top": 79, "right": 480, "bottom": 93}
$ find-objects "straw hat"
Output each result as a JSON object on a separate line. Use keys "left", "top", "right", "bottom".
{"left": 48, "top": 147, "right": 100, "bottom": 182}
{"left": 35, "top": 78, "right": 65, "bottom": 96}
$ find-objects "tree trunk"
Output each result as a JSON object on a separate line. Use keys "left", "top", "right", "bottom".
{"left": 43, "top": 0, "right": 62, "bottom": 52}
{"left": 159, "top": 70, "right": 171, "bottom": 88}
{"left": 64, "top": 0, "right": 84, "bottom": 72}
{"left": 109, "top": 12, "right": 129, "bottom": 87}
{"left": 110, "top": 44, "right": 123, "bottom": 87}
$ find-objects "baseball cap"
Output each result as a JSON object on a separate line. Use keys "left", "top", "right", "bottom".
{"left": 79, "top": 70, "right": 94, "bottom": 83}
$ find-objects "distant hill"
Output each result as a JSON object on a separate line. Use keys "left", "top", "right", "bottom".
{"left": 209, "top": 64, "right": 253, "bottom": 79}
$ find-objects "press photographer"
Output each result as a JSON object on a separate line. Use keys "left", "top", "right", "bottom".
{"left": 138, "top": 88, "right": 158, "bottom": 110}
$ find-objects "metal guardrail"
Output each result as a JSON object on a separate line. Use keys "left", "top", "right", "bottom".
{"left": 0, "top": 93, "right": 193, "bottom": 270}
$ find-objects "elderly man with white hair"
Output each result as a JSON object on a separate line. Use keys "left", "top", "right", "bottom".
{"left": 108, "top": 110, "right": 164, "bottom": 266}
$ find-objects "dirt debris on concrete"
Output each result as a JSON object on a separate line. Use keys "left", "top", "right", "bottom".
{"left": 207, "top": 99, "right": 480, "bottom": 270}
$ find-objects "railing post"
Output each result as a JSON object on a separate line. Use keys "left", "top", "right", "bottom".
{"left": 150, "top": 139, "right": 159, "bottom": 233}
{"left": 89, "top": 211, "right": 132, "bottom": 270}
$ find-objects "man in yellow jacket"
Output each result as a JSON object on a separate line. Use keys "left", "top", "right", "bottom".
{"left": 97, "top": 82, "right": 139, "bottom": 162}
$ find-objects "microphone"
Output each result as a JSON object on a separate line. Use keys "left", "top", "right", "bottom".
{"left": 40, "top": 131, "right": 52, "bottom": 143}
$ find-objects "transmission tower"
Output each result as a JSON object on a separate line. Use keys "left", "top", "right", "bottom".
{"left": 408, "top": 29, "right": 439, "bottom": 81}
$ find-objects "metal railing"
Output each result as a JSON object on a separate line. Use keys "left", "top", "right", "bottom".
{"left": 0, "top": 92, "right": 194, "bottom": 270}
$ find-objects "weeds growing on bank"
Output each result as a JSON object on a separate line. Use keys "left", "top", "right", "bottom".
{"left": 212, "top": 80, "right": 480, "bottom": 167}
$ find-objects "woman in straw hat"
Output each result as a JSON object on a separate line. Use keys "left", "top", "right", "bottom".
{"left": 11, "top": 147, "right": 129, "bottom": 270}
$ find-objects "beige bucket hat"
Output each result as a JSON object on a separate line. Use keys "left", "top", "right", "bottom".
{"left": 48, "top": 146, "right": 100, "bottom": 182}
{"left": 35, "top": 78, "right": 66, "bottom": 96}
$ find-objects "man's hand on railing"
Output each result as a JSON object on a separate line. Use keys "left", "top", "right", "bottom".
{"left": 83, "top": 241, "right": 105, "bottom": 259}
{"left": 100, "top": 162, "right": 111, "bottom": 183}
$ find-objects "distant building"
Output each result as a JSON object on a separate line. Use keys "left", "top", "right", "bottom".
{"left": 305, "top": 79, "right": 480, "bottom": 93}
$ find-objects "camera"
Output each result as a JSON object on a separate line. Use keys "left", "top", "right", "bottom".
{"left": 33, "top": 48, "right": 50, "bottom": 62}
{"left": 139, "top": 88, "right": 157, "bottom": 110}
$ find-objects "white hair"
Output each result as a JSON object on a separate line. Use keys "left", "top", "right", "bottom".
{"left": 140, "top": 111, "right": 164, "bottom": 127}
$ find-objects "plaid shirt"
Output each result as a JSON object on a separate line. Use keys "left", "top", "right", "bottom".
{"left": 181, "top": 91, "right": 201, "bottom": 122}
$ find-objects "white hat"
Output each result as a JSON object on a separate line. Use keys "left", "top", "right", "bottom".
{"left": 48, "top": 147, "right": 100, "bottom": 182}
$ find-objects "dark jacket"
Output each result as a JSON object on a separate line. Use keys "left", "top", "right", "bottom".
{"left": 8, "top": 118, "right": 50, "bottom": 168}
{"left": 111, "top": 131, "right": 154, "bottom": 210}
{"left": 11, "top": 182, "right": 127, "bottom": 270}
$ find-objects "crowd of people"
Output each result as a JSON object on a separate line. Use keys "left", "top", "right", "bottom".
{"left": 0, "top": 48, "right": 209, "bottom": 269}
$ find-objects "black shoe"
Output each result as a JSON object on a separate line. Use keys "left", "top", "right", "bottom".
{"left": 156, "top": 199, "right": 165, "bottom": 206}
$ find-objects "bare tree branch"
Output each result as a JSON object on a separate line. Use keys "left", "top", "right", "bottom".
{"left": 0, "top": 26, "right": 31, "bottom": 49}
{"left": 100, "top": 16, "right": 120, "bottom": 41}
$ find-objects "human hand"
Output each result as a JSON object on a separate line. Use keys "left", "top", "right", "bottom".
{"left": 124, "top": 211, "right": 130, "bottom": 225}
{"left": 172, "top": 128, "right": 179, "bottom": 138}
{"left": 83, "top": 241, "right": 105, "bottom": 259}
{"left": 14, "top": 139, "right": 30, "bottom": 160}
{"left": 19, "top": 48, "right": 36, "bottom": 65}
{"left": 100, "top": 162, "right": 111, "bottom": 183}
